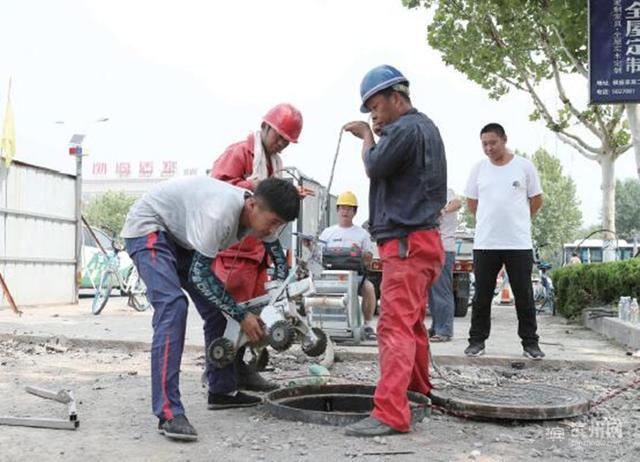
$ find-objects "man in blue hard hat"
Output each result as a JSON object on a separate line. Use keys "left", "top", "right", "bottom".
{"left": 343, "top": 64, "right": 447, "bottom": 437}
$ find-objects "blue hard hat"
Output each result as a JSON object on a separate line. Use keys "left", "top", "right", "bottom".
{"left": 359, "top": 64, "right": 409, "bottom": 113}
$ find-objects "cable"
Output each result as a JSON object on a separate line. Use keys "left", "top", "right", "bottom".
{"left": 319, "top": 128, "right": 344, "bottom": 220}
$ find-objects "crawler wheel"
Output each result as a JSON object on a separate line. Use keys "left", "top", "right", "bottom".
{"left": 268, "top": 321, "right": 295, "bottom": 352}
{"left": 301, "top": 327, "right": 328, "bottom": 357}
{"left": 207, "top": 338, "right": 235, "bottom": 369}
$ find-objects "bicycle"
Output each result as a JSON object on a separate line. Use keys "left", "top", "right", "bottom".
{"left": 92, "top": 240, "right": 151, "bottom": 315}
{"left": 532, "top": 242, "right": 555, "bottom": 315}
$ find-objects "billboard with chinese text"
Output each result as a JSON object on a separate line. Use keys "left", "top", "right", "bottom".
{"left": 590, "top": 0, "right": 640, "bottom": 103}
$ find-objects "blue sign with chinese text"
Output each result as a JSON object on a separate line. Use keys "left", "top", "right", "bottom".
{"left": 590, "top": 0, "right": 640, "bottom": 104}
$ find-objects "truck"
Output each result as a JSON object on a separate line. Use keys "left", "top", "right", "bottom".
{"left": 452, "top": 230, "right": 474, "bottom": 317}
{"left": 366, "top": 229, "right": 474, "bottom": 317}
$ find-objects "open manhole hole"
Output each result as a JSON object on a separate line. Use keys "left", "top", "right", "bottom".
{"left": 265, "top": 384, "right": 430, "bottom": 427}
{"left": 430, "top": 383, "right": 591, "bottom": 421}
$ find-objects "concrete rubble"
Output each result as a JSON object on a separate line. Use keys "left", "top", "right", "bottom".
{"left": 0, "top": 298, "right": 639, "bottom": 461}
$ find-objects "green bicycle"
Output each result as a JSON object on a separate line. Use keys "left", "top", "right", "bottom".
{"left": 91, "top": 241, "right": 150, "bottom": 315}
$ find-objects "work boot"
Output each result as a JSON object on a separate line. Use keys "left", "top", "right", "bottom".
{"left": 464, "top": 342, "right": 485, "bottom": 357}
{"left": 235, "top": 347, "right": 279, "bottom": 392}
{"left": 159, "top": 415, "right": 198, "bottom": 442}
{"left": 523, "top": 344, "right": 545, "bottom": 360}
{"left": 345, "top": 416, "right": 401, "bottom": 437}
{"left": 208, "top": 391, "right": 263, "bottom": 410}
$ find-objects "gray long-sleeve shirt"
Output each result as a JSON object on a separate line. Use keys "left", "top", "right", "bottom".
{"left": 121, "top": 177, "right": 285, "bottom": 322}
{"left": 121, "top": 177, "right": 258, "bottom": 256}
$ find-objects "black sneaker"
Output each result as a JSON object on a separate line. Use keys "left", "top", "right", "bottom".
{"left": 464, "top": 342, "right": 485, "bottom": 357}
{"left": 363, "top": 326, "right": 377, "bottom": 341}
{"left": 159, "top": 415, "right": 198, "bottom": 442}
{"left": 523, "top": 344, "right": 545, "bottom": 360}
{"left": 235, "top": 357, "right": 279, "bottom": 392}
{"left": 236, "top": 370, "right": 279, "bottom": 392}
{"left": 208, "top": 391, "right": 263, "bottom": 410}
{"left": 345, "top": 416, "right": 401, "bottom": 437}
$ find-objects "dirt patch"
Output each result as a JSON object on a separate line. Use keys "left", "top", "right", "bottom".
{"left": 0, "top": 338, "right": 638, "bottom": 462}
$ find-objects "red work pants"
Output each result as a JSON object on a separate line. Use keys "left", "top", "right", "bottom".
{"left": 372, "top": 229, "right": 444, "bottom": 432}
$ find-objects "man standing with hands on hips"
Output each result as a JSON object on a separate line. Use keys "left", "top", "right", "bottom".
{"left": 342, "top": 64, "right": 447, "bottom": 437}
{"left": 464, "top": 123, "right": 544, "bottom": 360}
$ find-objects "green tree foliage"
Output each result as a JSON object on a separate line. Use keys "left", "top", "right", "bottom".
{"left": 459, "top": 201, "right": 476, "bottom": 229}
{"left": 403, "top": 0, "right": 631, "bottom": 237}
{"left": 615, "top": 178, "right": 640, "bottom": 241}
{"left": 83, "top": 191, "right": 136, "bottom": 237}
{"left": 530, "top": 148, "right": 582, "bottom": 265}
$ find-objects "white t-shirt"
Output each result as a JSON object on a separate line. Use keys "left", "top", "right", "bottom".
{"left": 465, "top": 156, "right": 542, "bottom": 250}
{"left": 439, "top": 188, "right": 458, "bottom": 252}
{"left": 121, "top": 177, "right": 271, "bottom": 258}
{"left": 319, "top": 224, "right": 373, "bottom": 254}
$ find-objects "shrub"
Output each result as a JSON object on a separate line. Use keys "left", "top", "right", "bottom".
{"left": 552, "top": 259, "right": 640, "bottom": 318}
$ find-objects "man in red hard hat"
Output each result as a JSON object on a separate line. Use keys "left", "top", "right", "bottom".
{"left": 209, "top": 103, "right": 303, "bottom": 396}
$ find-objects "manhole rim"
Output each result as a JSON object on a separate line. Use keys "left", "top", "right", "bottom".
{"left": 265, "top": 383, "right": 430, "bottom": 427}
{"left": 429, "top": 383, "right": 591, "bottom": 421}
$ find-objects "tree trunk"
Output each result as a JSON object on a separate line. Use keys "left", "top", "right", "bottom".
{"left": 625, "top": 104, "right": 640, "bottom": 180}
{"left": 600, "top": 151, "right": 617, "bottom": 262}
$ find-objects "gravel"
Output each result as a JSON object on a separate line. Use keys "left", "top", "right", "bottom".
{"left": 0, "top": 338, "right": 638, "bottom": 461}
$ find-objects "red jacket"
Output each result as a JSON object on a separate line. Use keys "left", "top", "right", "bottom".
{"left": 211, "top": 133, "right": 273, "bottom": 262}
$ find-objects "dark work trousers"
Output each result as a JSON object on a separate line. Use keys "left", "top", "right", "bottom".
{"left": 125, "top": 231, "right": 235, "bottom": 422}
{"left": 469, "top": 249, "right": 539, "bottom": 347}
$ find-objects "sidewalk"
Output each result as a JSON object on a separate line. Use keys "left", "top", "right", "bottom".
{"left": 1, "top": 296, "right": 639, "bottom": 370}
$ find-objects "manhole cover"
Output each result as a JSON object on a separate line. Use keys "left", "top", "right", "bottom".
{"left": 265, "top": 384, "right": 430, "bottom": 427}
{"left": 430, "top": 383, "right": 591, "bottom": 420}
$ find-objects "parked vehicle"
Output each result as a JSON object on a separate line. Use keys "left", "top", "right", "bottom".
{"left": 532, "top": 242, "right": 555, "bottom": 315}
{"left": 360, "top": 229, "right": 473, "bottom": 317}
{"left": 92, "top": 239, "right": 150, "bottom": 315}
{"left": 563, "top": 238, "right": 634, "bottom": 264}
{"left": 453, "top": 230, "right": 474, "bottom": 317}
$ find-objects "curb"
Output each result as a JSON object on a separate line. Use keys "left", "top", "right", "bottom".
{"left": 331, "top": 347, "right": 640, "bottom": 372}
{"left": 2, "top": 332, "right": 639, "bottom": 372}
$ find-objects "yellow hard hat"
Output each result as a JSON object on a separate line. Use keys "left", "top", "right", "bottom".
{"left": 336, "top": 191, "right": 358, "bottom": 207}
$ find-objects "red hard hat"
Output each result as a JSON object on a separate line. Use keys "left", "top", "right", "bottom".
{"left": 262, "top": 103, "right": 303, "bottom": 143}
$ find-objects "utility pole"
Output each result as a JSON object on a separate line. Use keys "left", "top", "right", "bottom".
{"left": 69, "top": 134, "right": 85, "bottom": 304}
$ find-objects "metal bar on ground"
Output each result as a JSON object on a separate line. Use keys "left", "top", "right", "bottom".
{"left": 0, "top": 416, "right": 78, "bottom": 430}
{"left": 25, "top": 386, "right": 72, "bottom": 404}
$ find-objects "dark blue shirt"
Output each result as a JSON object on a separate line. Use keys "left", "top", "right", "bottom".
{"left": 364, "top": 108, "right": 447, "bottom": 243}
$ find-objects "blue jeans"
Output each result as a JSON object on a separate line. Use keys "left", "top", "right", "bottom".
{"left": 428, "top": 251, "right": 455, "bottom": 337}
